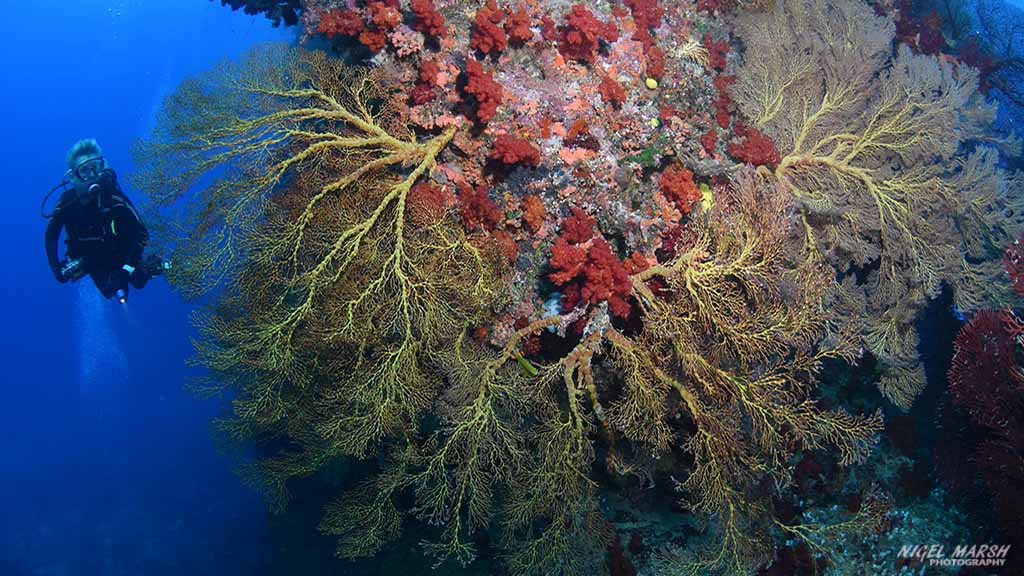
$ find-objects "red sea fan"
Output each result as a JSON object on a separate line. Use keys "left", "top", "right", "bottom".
{"left": 948, "top": 310, "right": 1024, "bottom": 434}
{"left": 1004, "top": 234, "right": 1024, "bottom": 294}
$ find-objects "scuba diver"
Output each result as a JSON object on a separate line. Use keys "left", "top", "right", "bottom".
{"left": 43, "top": 139, "right": 169, "bottom": 304}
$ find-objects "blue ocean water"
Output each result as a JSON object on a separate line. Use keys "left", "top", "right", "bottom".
{"left": 0, "top": 2, "right": 291, "bottom": 574}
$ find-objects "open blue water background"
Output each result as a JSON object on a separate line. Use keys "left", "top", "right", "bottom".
{"left": 0, "top": 2, "right": 292, "bottom": 574}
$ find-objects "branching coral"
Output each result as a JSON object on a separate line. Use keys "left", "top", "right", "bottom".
{"left": 618, "top": 170, "right": 882, "bottom": 574}
{"left": 732, "top": 0, "right": 1024, "bottom": 408}
{"left": 133, "top": 44, "right": 505, "bottom": 505}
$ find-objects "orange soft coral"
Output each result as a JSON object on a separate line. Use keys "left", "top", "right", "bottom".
{"left": 506, "top": 4, "right": 533, "bottom": 44}
{"left": 521, "top": 194, "right": 546, "bottom": 232}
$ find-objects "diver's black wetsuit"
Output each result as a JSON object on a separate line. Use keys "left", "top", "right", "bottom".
{"left": 45, "top": 169, "right": 152, "bottom": 299}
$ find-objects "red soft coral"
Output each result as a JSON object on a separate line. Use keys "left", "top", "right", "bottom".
{"left": 624, "top": 0, "right": 663, "bottom": 53}
{"left": 728, "top": 122, "right": 781, "bottom": 167}
{"left": 549, "top": 236, "right": 588, "bottom": 284}
{"left": 506, "top": 5, "right": 533, "bottom": 44}
{"left": 645, "top": 45, "right": 665, "bottom": 79}
{"left": 701, "top": 128, "right": 717, "bottom": 154}
{"left": 458, "top": 182, "right": 503, "bottom": 230}
{"left": 598, "top": 75, "right": 627, "bottom": 108}
{"left": 471, "top": 0, "right": 508, "bottom": 55}
{"left": 561, "top": 207, "right": 596, "bottom": 244}
{"left": 658, "top": 165, "right": 702, "bottom": 214}
{"left": 713, "top": 74, "right": 735, "bottom": 129}
{"left": 491, "top": 133, "right": 542, "bottom": 168}
{"left": 548, "top": 208, "right": 632, "bottom": 318}
{"left": 359, "top": 28, "right": 388, "bottom": 51}
{"left": 582, "top": 237, "right": 632, "bottom": 318}
{"left": 462, "top": 58, "right": 504, "bottom": 124}
{"left": 558, "top": 4, "right": 618, "bottom": 64}
{"left": 703, "top": 31, "right": 730, "bottom": 71}
{"left": 410, "top": 0, "right": 448, "bottom": 39}
{"left": 318, "top": 8, "right": 364, "bottom": 38}
{"left": 368, "top": 1, "right": 402, "bottom": 30}
{"left": 411, "top": 58, "right": 441, "bottom": 105}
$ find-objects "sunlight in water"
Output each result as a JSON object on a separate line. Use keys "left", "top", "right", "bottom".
{"left": 74, "top": 281, "right": 126, "bottom": 393}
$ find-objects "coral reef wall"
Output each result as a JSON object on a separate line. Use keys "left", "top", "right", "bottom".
{"left": 142, "top": 0, "right": 1024, "bottom": 573}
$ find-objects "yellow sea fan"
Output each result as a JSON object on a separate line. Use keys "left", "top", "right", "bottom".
{"left": 678, "top": 38, "right": 710, "bottom": 68}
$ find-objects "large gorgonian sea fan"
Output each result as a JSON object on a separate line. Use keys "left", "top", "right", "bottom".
{"left": 732, "top": 0, "right": 1024, "bottom": 409}
{"left": 133, "top": 39, "right": 884, "bottom": 576}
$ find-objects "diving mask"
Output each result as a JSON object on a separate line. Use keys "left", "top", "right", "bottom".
{"left": 73, "top": 156, "right": 105, "bottom": 181}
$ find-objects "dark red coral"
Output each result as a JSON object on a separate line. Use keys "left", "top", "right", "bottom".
{"left": 598, "top": 75, "right": 627, "bottom": 108}
{"left": 490, "top": 134, "right": 542, "bottom": 168}
{"left": 461, "top": 58, "right": 504, "bottom": 124}
{"left": 645, "top": 45, "right": 665, "bottom": 79}
{"left": 624, "top": 0, "right": 662, "bottom": 52}
{"left": 700, "top": 128, "right": 717, "bottom": 154}
{"left": 558, "top": 4, "right": 619, "bottom": 65}
{"left": 318, "top": 8, "right": 364, "bottom": 38}
{"left": 506, "top": 4, "right": 533, "bottom": 44}
{"left": 411, "top": 58, "right": 441, "bottom": 105}
{"left": 458, "top": 182, "right": 503, "bottom": 231}
{"left": 703, "top": 31, "right": 730, "bottom": 71}
{"left": 410, "top": 0, "right": 448, "bottom": 38}
{"left": 658, "top": 165, "right": 702, "bottom": 214}
{"left": 470, "top": 0, "right": 508, "bottom": 55}
{"left": 948, "top": 310, "right": 1023, "bottom": 434}
{"left": 713, "top": 74, "right": 735, "bottom": 129}
{"left": 728, "top": 122, "right": 780, "bottom": 167}
{"left": 560, "top": 206, "right": 596, "bottom": 244}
